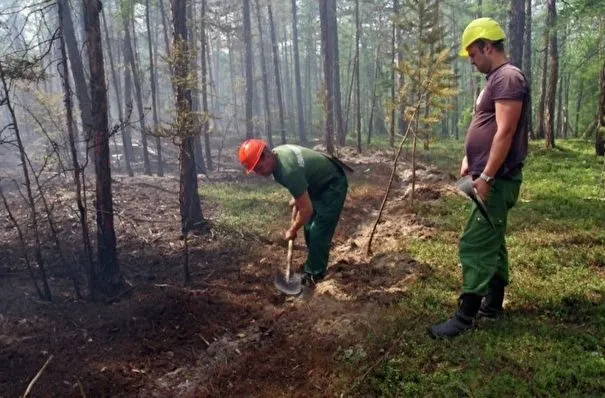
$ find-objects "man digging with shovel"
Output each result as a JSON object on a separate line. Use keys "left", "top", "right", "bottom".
{"left": 239, "top": 139, "right": 348, "bottom": 292}
{"left": 429, "top": 17, "right": 529, "bottom": 338}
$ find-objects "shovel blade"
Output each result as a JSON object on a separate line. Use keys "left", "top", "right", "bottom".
{"left": 274, "top": 271, "right": 303, "bottom": 295}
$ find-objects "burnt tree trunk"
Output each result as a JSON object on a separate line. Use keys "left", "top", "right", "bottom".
{"left": 172, "top": 0, "right": 204, "bottom": 233}
{"left": 84, "top": 0, "right": 124, "bottom": 298}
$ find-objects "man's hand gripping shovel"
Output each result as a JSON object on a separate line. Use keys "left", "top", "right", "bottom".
{"left": 274, "top": 206, "right": 303, "bottom": 295}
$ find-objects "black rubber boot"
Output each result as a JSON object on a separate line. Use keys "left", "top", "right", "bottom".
{"left": 429, "top": 294, "right": 482, "bottom": 338}
{"left": 478, "top": 276, "right": 506, "bottom": 319}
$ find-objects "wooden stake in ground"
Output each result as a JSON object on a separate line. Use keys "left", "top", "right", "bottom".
{"left": 23, "top": 354, "right": 53, "bottom": 397}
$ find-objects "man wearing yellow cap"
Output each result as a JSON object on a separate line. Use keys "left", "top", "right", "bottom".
{"left": 429, "top": 18, "right": 530, "bottom": 338}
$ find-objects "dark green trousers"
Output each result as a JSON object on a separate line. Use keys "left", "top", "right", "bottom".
{"left": 303, "top": 174, "right": 348, "bottom": 276}
{"left": 459, "top": 173, "right": 522, "bottom": 295}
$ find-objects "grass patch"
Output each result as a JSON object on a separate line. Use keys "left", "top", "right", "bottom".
{"left": 201, "top": 177, "right": 290, "bottom": 239}
{"left": 363, "top": 139, "right": 605, "bottom": 397}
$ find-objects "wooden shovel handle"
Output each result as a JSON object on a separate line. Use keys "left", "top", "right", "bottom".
{"left": 285, "top": 206, "right": 297, "bottom": 280}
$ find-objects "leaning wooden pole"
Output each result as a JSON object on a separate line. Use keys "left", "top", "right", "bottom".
{"left": 366, "top": 106, "right": 419, "bottom": 256}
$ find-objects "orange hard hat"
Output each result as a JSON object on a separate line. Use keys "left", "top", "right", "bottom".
{"left": 239, "top": 139, "right": 267, "bottom": 172}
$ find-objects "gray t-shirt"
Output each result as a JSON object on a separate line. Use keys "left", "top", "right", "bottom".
{"left": 465, "top": 63, "right": 529, "bottom": 178}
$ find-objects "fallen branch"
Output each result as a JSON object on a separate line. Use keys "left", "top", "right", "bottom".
{"left": 23, "top": 354, "right": 53, "bottom": 397}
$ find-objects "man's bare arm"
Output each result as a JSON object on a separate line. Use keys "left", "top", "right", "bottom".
{"left": 482, "top": 99, "right": 523, "bottom": 177}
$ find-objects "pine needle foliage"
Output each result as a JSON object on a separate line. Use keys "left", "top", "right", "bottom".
{"left": 394, "top": 0, "right": 457, "bottom": 148}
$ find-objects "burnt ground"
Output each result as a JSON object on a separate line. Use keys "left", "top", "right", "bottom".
{"left": 0, "top": 145, "right": 459, "bottom": 397}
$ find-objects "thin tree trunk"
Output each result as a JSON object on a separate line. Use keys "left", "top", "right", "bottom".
{"left": 596, "top": 62, "right": 605, "bottom": 156}
{"left": 57, "top": 0, "right": 92, "bottom": 152}
{"left": 84, "top": 0, "right": 123, "bottom": 297}
{"left": 172, "top": 0, "right": 204, "bottom": 234}
{"left": 575, "top": 78, "right": 584, "bottom": 137}
{"left": 121, "top": 1, "right": 152, "bottom": 174}
{"left": 268, "top": 3, "right": 286, "bottom": 144}
{"left": 146, "top": 0, "right": 164, "bottom": 176}
{"left": 367, "top": 44, "right": 381, "bottom": 146}
{"left": 227, "top": 35, "right": 241, "bottom": 135}
{"left": 390, "top": 1, "right": 396, "bottom": 147}
{"left": 327, "top": 0, "right": 345, "bottom": 146}
{"left": 102, "top": 7, "right": 133, "bottom": 177}
{"left": 536, "top": 44, "right": 548, "bottom": 139}
{"left": 243, "top": 0, "right": 254, "bottom": 139}
{"left": 524, "top": 0, "right": 533, "bottom": 138}
{"left": 544, "top": 0, "right": 557, "bottom": 149}
{"left": 355, "top": 0, "right": 361, "bottom": 153}
{"left": 201, "top": 0, "right": 213, "bottom": 170}
{"left": 319, "top": 0, "right": 335, "bottom": 154}
{"left": 58, "top": 6, "right": 95, "bottom": 298}
{"left": 291, "top": 0, "right": 307, "bottom": 144}
{"left": 254, "top": 0, "right": 273, "bottom": 146}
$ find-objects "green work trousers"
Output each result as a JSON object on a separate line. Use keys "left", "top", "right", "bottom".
{"left": 303, "top": 174, "right": 348, "bottom": 276}
{"left": 459, "top": 173, "right": 522, "bottom": 296}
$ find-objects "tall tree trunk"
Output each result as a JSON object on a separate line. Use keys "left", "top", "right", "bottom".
{"left": 596, "top": 62, "right": 605, "bottom": 156}
{"left": 84, "top": 0, "right": 124, "bottom": 297}
{"left": 254, "top": 0, "right": 273, "bottom": 147}
{"left": 201, "top": 0, "right": 213, "bottom": 170}
{"left": 57, "top": 0, "right": 92, "bottom": 151}
{"left": 146, "top": 0, "right": 164, "bottom": 176}
{"left": 509, "top": 0, "right": 525, "bottom": 69}
{"left": 524, "top": 0, "right": 533, "bottom": 138}
{"left": 355, "top": 0, "right": 361, "bottom": 153}
{"left": 172, "top": 0, "right": 204, "bottom": 233}
{"left": 291, "top": 0, "right": 307, "bottom": 144}
{"left": 575, "top": 78, "right": 584, "bottom": 138}
{"left": 563, "top": 71, "right": 571, "bottom": 139}
{"left": 101, "top": 6, "right": 133, "bottom": 177}
{"left": 536, "top": 43, "right": 548, "bottom": 140}
{"left": 544, "top": 0, "right": 557, "bottom": 149}
{"left": 390, "top": 0, "right": 396, "bottom": 147}
{"left": 268, "top": 3, "right": 286, "bottom": 144}
{"left": 243, "top": 0, "right": 254, "bottom": 139}
{"left": 123, "top": 42, "right": 135, "bottom": 167}
{"left": 159, "top": 0, "right": 174, "bottom": 81}
{"left": 327, "top": 0, "right": 345, "bottom": 146}
{"left": 186, "top": 1, "right": 207, "bottom": 174}
{"left": 319, "top": 0, "right": 335, "bottom": 154}
{"left": 121, "top": 0, "right": 152, "bottom": 175}
{"left": 59, "top": 0, "right": 95, "bottom": 299}
{"left": 228, "top": 35, "right": 241, "bottom": 135}
{"left": 367, "top": 44, "right": 381, "bottom": 146}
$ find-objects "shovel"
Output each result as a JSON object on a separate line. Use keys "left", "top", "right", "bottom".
{"left": 273, "top": 207, "right": 303, "bottom": 295}
{"left": 455, "top": 175, "right": 496, "bottom": 231}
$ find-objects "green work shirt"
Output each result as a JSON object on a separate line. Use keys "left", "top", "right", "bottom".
{"left": 272, "top": 145, "right": 341, "bottom": 199}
